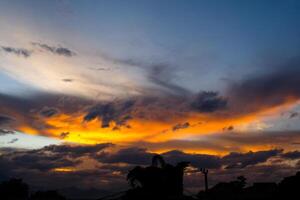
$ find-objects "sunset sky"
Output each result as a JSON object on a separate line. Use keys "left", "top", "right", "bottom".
{"left": 1, "top": 0, "right": 300, "bottom": 198}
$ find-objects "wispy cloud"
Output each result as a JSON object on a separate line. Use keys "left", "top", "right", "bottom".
{"left": 1, "top": 46, "right": 31, "bottom": 57}
{"left": 32, "top": 42, "right": 76, "bottom": 57}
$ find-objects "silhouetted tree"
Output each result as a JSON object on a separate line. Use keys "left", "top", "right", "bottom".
{"left": 30, "top": 190, "right": 66, "bottom": 200}
{"left": 278, "top": 171, "right": 300, "bottom": 198}
{"left": 126, "top": 155, "right": 190, "bottom": 199}
{"left": 198, "top": 176, "right": 247, "bottom": 200}
{"left": 0, "top": 178, "right": 29, "bottom": 200}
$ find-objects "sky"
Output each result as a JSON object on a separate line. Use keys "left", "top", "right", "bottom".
{"left": 1, "top": 0, "right": 300, "bottom": 198}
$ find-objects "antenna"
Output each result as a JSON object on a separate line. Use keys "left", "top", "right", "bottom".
{"left": 200, "top": 168, "right": 208, "bottom": 192}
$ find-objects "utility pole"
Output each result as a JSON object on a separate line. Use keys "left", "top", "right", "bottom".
{"left": 200, "top": 168, "right": 208, "bottom": 192}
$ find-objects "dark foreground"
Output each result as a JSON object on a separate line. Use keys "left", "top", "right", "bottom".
{"left": 1, "top": 155, "right": 299, "bottom": 200}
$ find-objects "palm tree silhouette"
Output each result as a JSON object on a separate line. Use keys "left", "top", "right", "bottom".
{"left": 126, "top": 155, "right": 189, "bottom": 196}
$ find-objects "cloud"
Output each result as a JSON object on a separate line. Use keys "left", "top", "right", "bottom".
{"left": 0, "top": 129, "right": 15, "bottom": 136}
{"left": 207, "top": 130, "right": 300, "bottom": 149}
{"left": 129, "top": 139, "right": 238, "bottom": 154}
{"left": 60, "top": 132, "right": 69, "bottom": 139}
{"left": 162, "top": 150, "right": 221, "bottom": 169}
{"left": 7, "top": 138, "right": 18, "bottom": 144}
{"left": 281, "top": 151, "right": 300, "bottom": 160}
{"left": 96, "top": 146, "right": 281, "bottom": 170}
{"left": 223, "top": 126, "right": 234, "bottom": 131}
{"left": 98, "top": 147, "right": 227, "bottom": 171}
{"left": 0, "top": 92, "right": 94, "bottom": 136}
{"left": 39, "top": 107, "right": 60, "bottom": 118}
{"left": 289, "top": 112, "right": 298, "bottom": 119}
{"left": 96, "top": 147, "right": 154, "bottom": 165}
{"left": 172, "top": 122, "right": 190, "bottom": 131}
{"left": 222, "top": 149, "right": 282, "bottom": 169}
{"left": 32, "top": 42, "right": 76, "bottom": 57}
{"left": 82, "top": 91, "right": 228, "bottom": 130}
{"left": 147, "top": 64, "right": 191, "bottom": 96}
{"left": 0, "top": 115, "right": 14, "bottom": 126}
{"left": 1, "top": 46, "right": 31, "bottom": 57}
{"left": 84, "top": 100, "right": 135, "bottom": 128}
{"left": 227, "top": 60, "right": 300, "bottom": 114}
{"left": 41, "top": 143, "right": 113, "bottom": 158}
{"left": 62, "top": 78, "right": 74, "bottom": 82}
{"left": 0, "top": 143, "right": 112, "bottom": 172}
{"left": 0, "top": 115, "right": 15, "bottom": 135}
{"left": 3, "top": 151, "right": 79, "bottom": 172}
{"left": 98, "top": 55, "right": 191, "bottom": 96}
{"left": 1, "top": 55, "right": 300, "bottom": 144}
{"left": 191, "top": 91, "right": 227, "bottom": 113}
{"left": 128, "top": 128, "right": 300, "bottom": 154}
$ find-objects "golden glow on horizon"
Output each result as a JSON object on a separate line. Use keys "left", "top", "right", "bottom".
{"left": 52, "top": 167, "right": 75, "bottom": 172}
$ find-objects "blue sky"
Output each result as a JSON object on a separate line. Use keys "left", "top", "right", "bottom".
{"left": 1, "top": 0, "right": 300, "bottom": 93}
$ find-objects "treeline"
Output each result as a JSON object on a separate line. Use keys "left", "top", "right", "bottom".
{"left": 0, "top": 178, "right": 66, "bottom": 200}
{"left": 197, "top": 171, "right": 300, "bottom": 200}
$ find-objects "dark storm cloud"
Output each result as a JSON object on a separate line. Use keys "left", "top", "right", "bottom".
{"left": 96, "top": 147, "right": 154, "bottom": 165}
{"left": 83, "top": 90, "right": 228, "bottom": 129}
{"left": 0, "top": 91, "right": 94, "bottom": 134}
{"left": 281, "top": 151, "right": 300, "bottom": 160}
{"left": 0, "top": 93, "right": 36, "bottom": 114}
{"left": 1, "top": 46, "right": 31, "bottom": 57}
{"left": 0, "top": 115, "right": 14, "bottom": 126}
{"left": 222, "top": 149, "right": 282, "bottom": 169}
{"left": 191, "top": 91, "right": 227, "bottom": 113}
{"left": 227, "top": 59, "right": 300, "bottom": 114}
{"left": 41, "top": 143, "right": 112, "bottom": 158}
{"left": 162, "top": 150, "right": 221, "bottom": 169}
{"left": 0, "top": 115, "right": 15, "bottom": 135}
{"left": 96, "top": 146, "right": 281, "bottom": 170}
{"left": 32, "top": 42, "right": 76, "bottom": 57}
{"left": 84, "top": 100, "right": 135, "bottom": 128}
{"left": 1, "top": 143, "right": 111, "bottom": 172}
{"left": 3, "top": 151, "right": 79, "bottom": 172}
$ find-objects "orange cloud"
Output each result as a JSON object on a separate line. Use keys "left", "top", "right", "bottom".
{"left": 15, "top": 98, "right": 298, "bottom": 153}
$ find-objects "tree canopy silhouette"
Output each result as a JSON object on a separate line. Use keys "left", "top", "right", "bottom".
{"left": 125, "top": 154, "right": 191, "bottom": 199}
